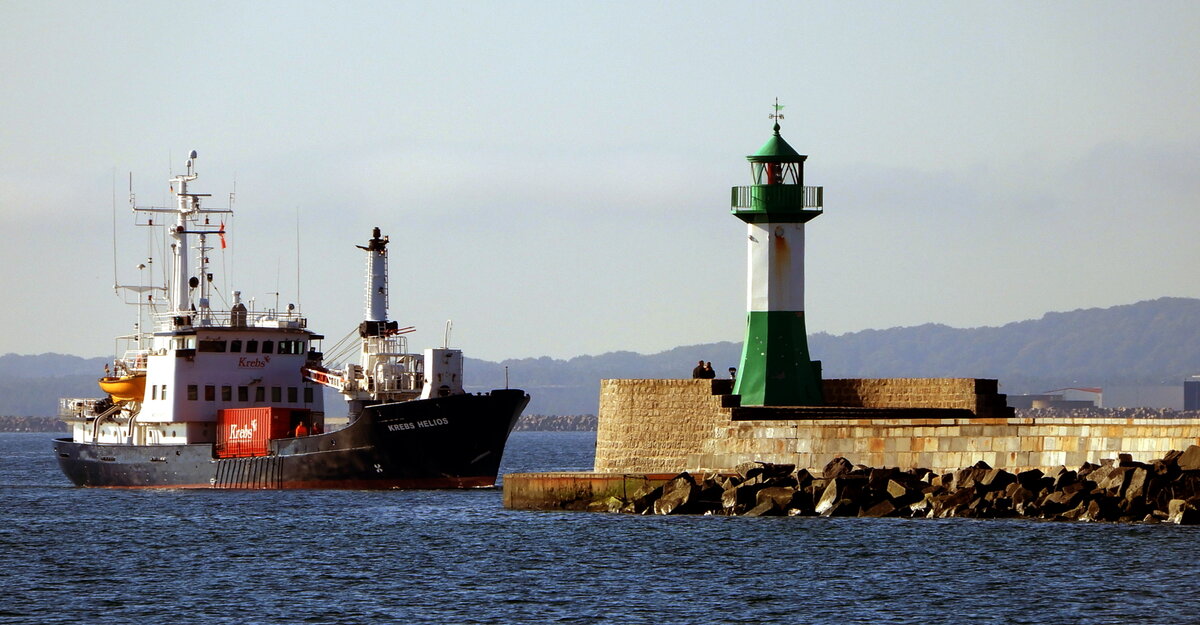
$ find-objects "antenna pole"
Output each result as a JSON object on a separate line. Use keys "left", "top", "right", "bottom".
{"left": 112, "top": 169, "right": 118, "bottom": 292}
{"left": 295, "top": 207, "right": 301, "bottom": 312}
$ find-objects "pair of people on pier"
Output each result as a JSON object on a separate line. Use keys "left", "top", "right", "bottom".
{"left": 692, "top": 360, "right": 716, "bottom": 379}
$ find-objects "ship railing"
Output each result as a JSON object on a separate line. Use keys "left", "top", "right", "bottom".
{"left": 152, "top": 309, "right": 308, "bottom": 331}
{"left": 116, "top": 350, "right": 151, "bottom": 375}
{"left": 374, "top": 371, "right": 424, "bottom": 393}
{"left": 364, "top": 335, "right": 409, "bottom": 357}
{"left": 60, "top": 397, "right": 101, "bottom": 418}
{"left": 371, "top": 353, "right": 424, "bottom": 393}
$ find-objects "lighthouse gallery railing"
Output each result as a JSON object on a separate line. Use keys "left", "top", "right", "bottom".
{"left": 731, "top": 185, "right": 823, "bottom": 210}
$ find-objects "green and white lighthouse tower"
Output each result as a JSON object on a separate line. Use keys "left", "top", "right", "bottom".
{"left": 731, "top": 103, "right": 825, "bottom": 406}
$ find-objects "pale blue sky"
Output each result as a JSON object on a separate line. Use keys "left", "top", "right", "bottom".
{"left": 1, "top": 1, "right": 1198, "bottom": 361}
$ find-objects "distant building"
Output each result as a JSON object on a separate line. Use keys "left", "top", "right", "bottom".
{"left": 1008, "top": 387, "right": 1101, "bottom": 409}
{"left": 1103, "top": 385, "right": 1184, "bottom": 410}
{"left": 1185, "top": 379, "right": 1200, "bottom": 411}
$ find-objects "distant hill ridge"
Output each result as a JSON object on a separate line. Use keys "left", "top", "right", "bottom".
{"left": 5, "top": 297, "right": 1199, "bottom": 417}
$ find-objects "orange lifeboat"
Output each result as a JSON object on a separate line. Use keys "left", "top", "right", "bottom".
{"left": 98, "top": 374, "right": 147, "bottom": 402}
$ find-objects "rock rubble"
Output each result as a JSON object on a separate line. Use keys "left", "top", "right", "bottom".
{"left": 591, "top": 446, "right": 1200, "bottom": 524}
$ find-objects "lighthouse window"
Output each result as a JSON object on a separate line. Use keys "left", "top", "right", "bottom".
{"left": 246, "top": 340, "right": 258, "bottom": 354}
{"left": 221, "top": 386, "right": 232, "bottom": 402}
{"left": 238, "top": 386, "right": 249, "bottom": 402}
{"left": 262, "top": 340, "right": 274, "bottom": 354}
{"left": 205, "top": 385, "right": 215, "bottom": 401}
{"left": 255, "top": 387, "right": 265, "bottom": 402}
{"left": 288, "top": 387, "right": 298, "bottom": 403}
{"left": 304, "top": 387, "right": 314, "bottom": 403}
{"left": 230, "top": 340, "right": 242, "bottom": 353}
{"left": 271, "top": 387, "right": 282, "bottom": 402}
{"left": 187, "top": 385, "right": 198, "bottom": 401}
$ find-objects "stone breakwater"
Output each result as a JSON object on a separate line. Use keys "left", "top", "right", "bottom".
{"left": 576, "top": 447, "right": 1200, "bottom": 524}
{"left": 595, "top": 379, "right": 1200, "bottom": 475}
{"left": 512, "top": 414, "right": 598, "bottom": 432}
{"left": 0, "top": 416, "right": 65, "bottom": 432}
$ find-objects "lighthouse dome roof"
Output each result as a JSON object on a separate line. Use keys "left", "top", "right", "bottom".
{"left": 748, "top": 123, "right": 806, "bottom": 163}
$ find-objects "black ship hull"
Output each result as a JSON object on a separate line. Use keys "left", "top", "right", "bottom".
{"left": 54, "top": 389, "right": 529, "bottom": 489}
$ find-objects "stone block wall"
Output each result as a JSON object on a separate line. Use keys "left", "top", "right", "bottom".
{"left": 594, "top": 378, "right": 1200, "bottom": 474}
{"left": 593, "top": 379, "right": 731, "bottom": 473}
{"left": 688, "top": 417, "right": 1200, "bottom": 474}
{"left": 822, "top": 378, "right": 1013, "bottom": 419}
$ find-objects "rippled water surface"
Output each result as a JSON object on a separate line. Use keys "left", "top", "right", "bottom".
{"left": 3, "top": 431, "right": 1199, "bottom": 624}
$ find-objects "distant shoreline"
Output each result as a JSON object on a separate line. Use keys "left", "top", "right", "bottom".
{"left": 0, "top": 416, "right": 66, "bottom": 432}
{"left": 0, "top": 413, "right": 600, "bottom": 433}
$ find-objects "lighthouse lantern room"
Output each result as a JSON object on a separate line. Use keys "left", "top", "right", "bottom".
{"left": 730, "top": 102, "right": 825, "bottom": 407}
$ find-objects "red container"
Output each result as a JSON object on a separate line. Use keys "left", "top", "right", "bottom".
{"left": 216, "top": 407, "right": 294, "bottom": 458}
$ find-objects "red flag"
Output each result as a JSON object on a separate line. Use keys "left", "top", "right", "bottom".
{"left": 219, "top": 221, "right": 227, "bottom": 249}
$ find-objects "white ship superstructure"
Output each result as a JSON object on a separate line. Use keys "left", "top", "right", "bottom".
{"left": 302, "top": 227, "right": 465, "bottom": 416}
{"left": 62, "top": 152, "right": 326, "bottom": 447}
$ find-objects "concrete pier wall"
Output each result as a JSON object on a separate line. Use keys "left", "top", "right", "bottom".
{"left": 594, "top": 379, "right": 1200, "bottom": 475}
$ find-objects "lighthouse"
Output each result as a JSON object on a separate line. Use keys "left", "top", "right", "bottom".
{"left": 731, "top": 103, "right": 825, "bottom": 406}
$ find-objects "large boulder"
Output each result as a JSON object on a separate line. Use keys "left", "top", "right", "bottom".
{"left": 823, "top": 457, "right": 854, "bottom": 480}
{"left": 744, "top": 501, "right": 784, "bottom": 517}
{"left": 1080, "top": 496, "right": 1121, "bottom": 522}
{"left": 756, "top": 486, "right": 801, "bottom": 511}
{"left": 722, "top": 483, "right": 762, "bottom": 514}
{"left": 1016, "top": 468, "right": 1046, "bottom": 492}
{"left": 815, "top": 478, "right": 861, "bottom": 517}
{"left": 868, "top": 467, "right": 899, "bottom": 492}
{"left": 1167, "top": 499, "right": 1200, "bottom": 524}
{"left": 859, "top": 499, "right": 897, "bottom": 518}
{"left": 979, "top": 468, "right": 1016, "bottom": 492}
{"left": 1124, "top": 467, "right": 1150, "bottom": 502}
{"left": 1179, "top": 446, "right": 1200, "bottom": 471}
{"left": 653, "top": 474, "right": 701, "bottom": 515}
{"left": 587, "top": 496, "right": 625, "bottom": 513}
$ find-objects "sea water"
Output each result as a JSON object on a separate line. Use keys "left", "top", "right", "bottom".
{"left": 2, "top": 431, "right": 1198, "bottom": 624}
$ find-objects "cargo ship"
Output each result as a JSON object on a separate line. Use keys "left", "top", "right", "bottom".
{"left": 54, "top": 152, "right": 529, "bottom": 488}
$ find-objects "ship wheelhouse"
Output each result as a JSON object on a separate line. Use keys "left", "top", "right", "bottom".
{"left": 140, "top": 311, "right": 324, "bottom": 426}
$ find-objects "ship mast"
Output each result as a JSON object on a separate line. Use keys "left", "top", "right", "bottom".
{"left": 131, "top": 150, "right": 232, "bottom": 324}
{"left": 169, "top": 154, "right": 199, "bottom": 313}
{"left": 361, "top": 226, "right": 389, "bottom": 322}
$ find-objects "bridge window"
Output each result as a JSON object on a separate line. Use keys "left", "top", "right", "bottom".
{"left": 198, "top": 340, "right": 226, "bottom": 353}
{"left": 230, "top": 340, "right": 242, "bottom": 353}
{"left": 255, "top": 387, "right": 265, "bottom": 402}
{"left": 162, "top": 384, "right": 167, "bottom": 400}
{"left": 304, "top": 387, "right": 314, "bottom": 403}
{"left": 287, "top": 387, "right": 298, "bottom": 403}
{"left": 187, "top": 385, "right": 198, "bottom": 400}
{"left": 262, "top": 340, "right": 274, "bottom": 354}
{"left": 246, "top": 340, "right": 258, "bottom": 354}
{"left": 271, "top": 387, "right": 282, "bottom": 402}
{"left": 221, "top": 386, "right": 232, "bottom": 402}
{"left": 205, "top": 385, "right": 215, "bottom": 401}
{"left": 238, "top": 386, "right": 249, "bottom": 402}
{"left": 151, "top": 385, "right": 157, "bottom": 400}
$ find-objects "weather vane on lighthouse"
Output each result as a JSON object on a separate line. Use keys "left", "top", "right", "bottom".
{"left": 729, "top": 100, "right": 825, "bottom": 406}
{"left": 770, "top": 98, "right": 785, "bottom": 123}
